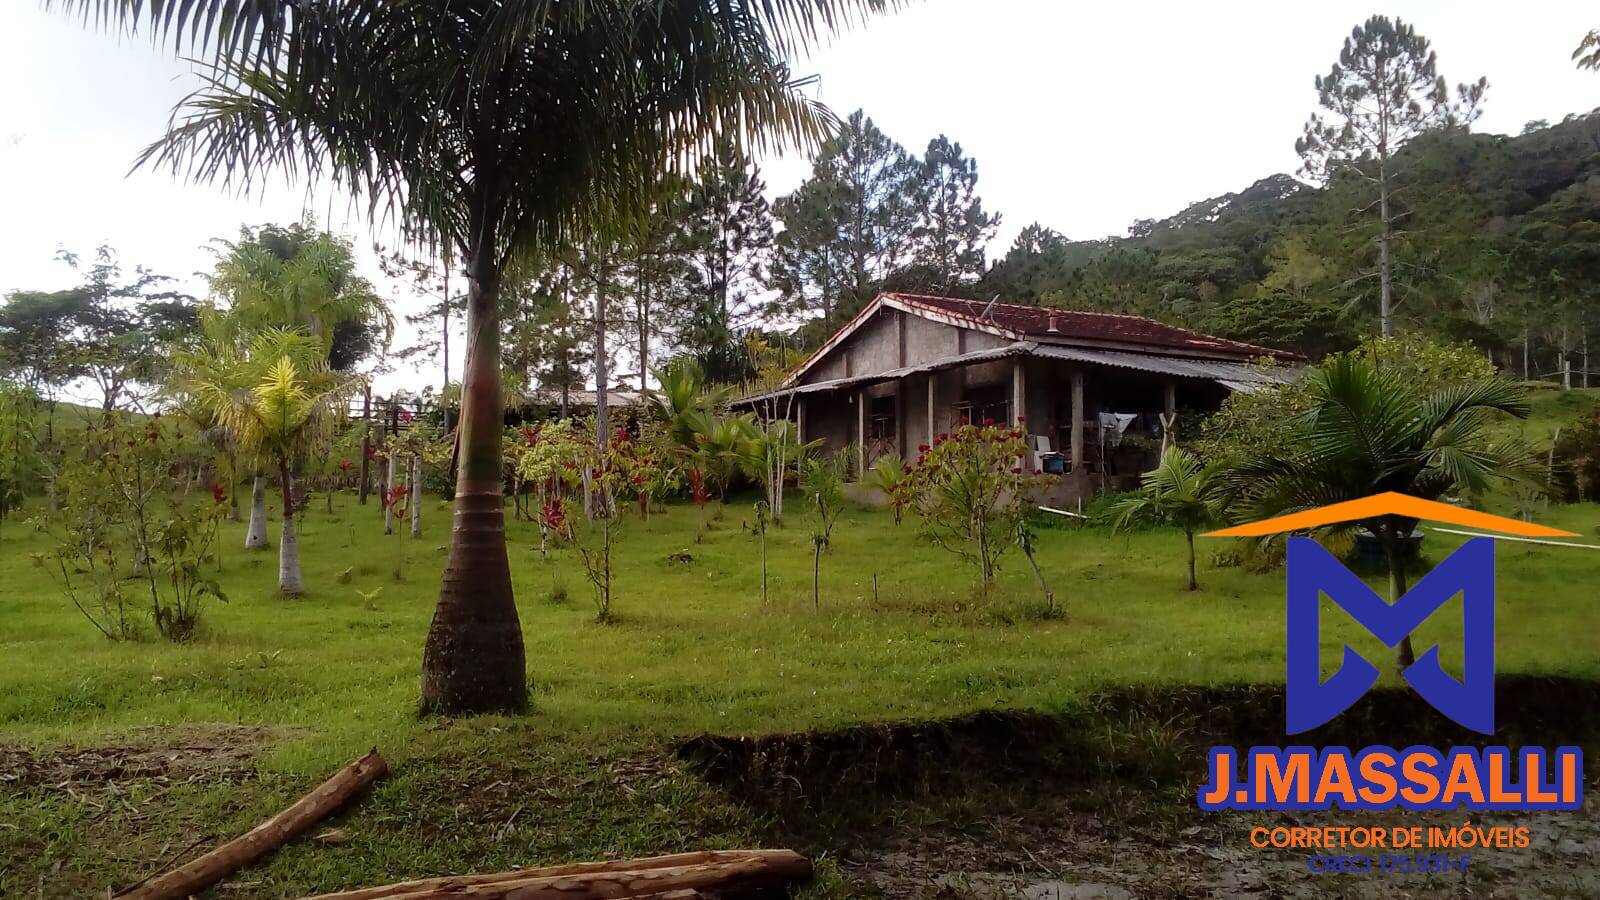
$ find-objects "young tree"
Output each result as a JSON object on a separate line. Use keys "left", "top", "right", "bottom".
{"left": 177, "top": 328, "right": 358, "bottom": 596}
{"left": 902, "top": 421, "right": 1050, "bottom": 593}
{"left": 909, "top": 136, "right": 1000, "bottom": 291}
{"left": 1296, "top": 16, "right": 1487, "bottom": 337}
{"left": 64, "top": 0, "right": 889, "bottom": 716}
{"left": 1111, "top": 448, "right": 1225, "bottom": 592}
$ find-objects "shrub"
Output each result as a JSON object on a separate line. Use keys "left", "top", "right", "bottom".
{"left": 37, "top": 414, "right": 227, "bottom": 641}
{"left": 1194, "top": 335, "right": 1498, "bottom": 464}
{"left": 902, "top": 420, "right": 1054, "bottom": 592}
{"left": 1551, "top": 408, "right": 1600, "bottom": 502}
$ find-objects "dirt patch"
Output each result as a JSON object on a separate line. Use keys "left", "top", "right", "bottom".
{"left": 0, "top": 723, "right": 290, "bottom": 791}
{"left": 680, "top": 677, "right": 1600, "bottom": 898}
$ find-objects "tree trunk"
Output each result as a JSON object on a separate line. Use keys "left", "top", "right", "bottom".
{"left": 1562, "top": 324, "right": 1572, "bottom": 391}
{"left": 594, "top": 260, "right": 610, "bottom": 450}
{"left": 278, "top": 461, "right": 303, "bottom": 597}
{"left": 1383, "top": 521, "right": 1416, "bottom": 669}
{"left": 1377, "top": 162, "right": 1394, "bottom": 338}
{"left": 245, "top": 476, "right": 270, "bottom": 550}
{"left": 117, "top": 751, "right": 387, "bottom": 900}
{"left": 441, "top": 256, "right": 451, "bottom": 391}
{"left": 410, "top": 454, "right": 421, "bottom": 538}
{"left": 384, "top": 452, "right": 398, "bottom": 535}
{"left": 420, "top": 245, "right": 527, "bottom": 716}
{"left": 298, "top": 850, "right": 810, "bottom": 900}
{"left": 359, "top": 387, "right": 372, "bottom": 506}
{"left": 1185, "top": 529, "right": 1198, "bottom": 591}
{"left": 639, "top": 283, "right": 651, "bottom": 392}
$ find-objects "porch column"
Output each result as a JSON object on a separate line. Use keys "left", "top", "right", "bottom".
{"left": 1163, "top": 380, "right": 1178, "bottom": 449}
{"left": 856, "top": 389, "right": 867, "bottom": 477}
{"left": 926, "top": 373, "right": 936, "bottom": 449}
{"left": 796, "top": 396, "right": 805, "bottom": 444}
{"left": 897, "top": 378, "right": 908, "bottom": 459}
{"left": 1070, "top": 370, "right": 1085, "bottom": 472}
{"left": 1011, "top": 359, "right": 1026, "bottom": 427}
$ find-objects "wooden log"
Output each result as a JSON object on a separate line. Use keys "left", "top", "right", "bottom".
{"left": 117, "top": 750, "right": 388, "bottom": 900}
{"left": 299, "top": 849, "right": 811, "bottom": 900}
{"left": 302, "top": 851, "right": 769, "bottom": 900}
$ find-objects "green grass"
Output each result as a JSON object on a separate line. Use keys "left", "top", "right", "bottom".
{"left": 2, "top": 489, "right": 1599, "bottom": 896}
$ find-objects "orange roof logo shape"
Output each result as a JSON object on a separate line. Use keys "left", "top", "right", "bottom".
{"left": 1204, "top": 491, "right": 1579, "bottom": 539}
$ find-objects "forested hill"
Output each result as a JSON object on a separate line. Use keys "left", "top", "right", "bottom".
{"left": 976, "top": 111, "right": 1600, "bottom": 370}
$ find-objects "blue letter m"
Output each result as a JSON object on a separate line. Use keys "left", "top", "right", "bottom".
{"left": 1285, "top": 536, "right": 1495, "bottom": 734}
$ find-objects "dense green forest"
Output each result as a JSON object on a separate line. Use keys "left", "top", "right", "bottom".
{"left": 979, "top": 113, "right": 1600, "bottom": 376}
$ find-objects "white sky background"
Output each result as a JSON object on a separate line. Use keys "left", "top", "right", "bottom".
{"left": 2, "top": 0, "right": 1595, "bottom": 399}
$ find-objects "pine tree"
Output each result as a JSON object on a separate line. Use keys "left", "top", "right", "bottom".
{"left": 1296, "top": 15, "right": 1487, "bottom": 337}
{"left": 910, "top": 136, "right": 1000, "bottom": 291}
{"left": 681, "top": 140, "right": 774, "bottom": 383}
{"left": 771, "top": 110, "right": 918, "bottom": 322}
{"left": 620, "top": 185, "right": 697, "bottom": 390}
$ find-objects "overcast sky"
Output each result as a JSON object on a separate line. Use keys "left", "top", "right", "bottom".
{"left": 2, "top": 1, "right": 1595, "bottom": 395}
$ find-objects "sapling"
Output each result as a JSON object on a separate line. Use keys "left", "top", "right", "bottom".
{"left": 753, "top": 500, "right": 770, "bottom": 604}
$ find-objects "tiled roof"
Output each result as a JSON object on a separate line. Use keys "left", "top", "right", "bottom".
{"left": 884, "top": 293, "right": 1301, "bottom": 361}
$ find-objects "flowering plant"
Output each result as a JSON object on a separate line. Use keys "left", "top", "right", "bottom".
{"left": 902, "top": 418, "right": 1054, "bottom": 591}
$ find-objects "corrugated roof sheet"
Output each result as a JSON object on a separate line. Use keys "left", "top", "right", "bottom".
{"left": 1029, "top": 345, "right": 1297, "bottom": 386}
{"left": 888, "top": 293, "right": 1302, "bottom": 361}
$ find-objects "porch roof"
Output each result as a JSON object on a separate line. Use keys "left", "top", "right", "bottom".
{"left": 733, "top": 342, "right": 1032, "bottom": 407}
{"left": 731, "top": 342, "right": 1298, "bottom": 407}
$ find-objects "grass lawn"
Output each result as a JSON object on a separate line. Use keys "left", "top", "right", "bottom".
{"left": 2, "top": 482, "right": 1599, "bottom": 897}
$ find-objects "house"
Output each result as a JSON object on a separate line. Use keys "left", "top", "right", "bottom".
{"left": 732, "top": 292, "right": 1302, "bottom": 503}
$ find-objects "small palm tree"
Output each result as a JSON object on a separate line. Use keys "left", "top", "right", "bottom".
{"left": 1220, "top": 355, "right": 1539, "bottom": 667}
{"left": 738, "top": 418, "right": 815, "bottom": 521}
{"left": 645, "top": 360, "right": 728, "bottom": 458}
{"left": 179, "top": 328, "right": 358, "bottom": 596}
{"left": 1112, "top": 447, "right": 1224, "bottom": 591}
{"left": 696, "top": 414, "right": 758, "bottom": 502}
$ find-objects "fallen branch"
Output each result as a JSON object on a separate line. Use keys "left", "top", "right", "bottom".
{"left": 299, "top": 849, "right": 812, "bottom": 900}
{"left": 117, "top": 749, "right": 388, "bottom": 900}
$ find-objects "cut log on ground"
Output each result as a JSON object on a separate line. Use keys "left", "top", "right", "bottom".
{"left": 116, "top": 749, "right": 388, "bottom": 900}
{"left": 298, "top": 849, "right": 812, "bottom": 900}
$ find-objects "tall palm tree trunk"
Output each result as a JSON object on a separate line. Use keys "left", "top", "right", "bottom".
{"left": 277, "top": 460, "right": 303, "bottom": 596}
{"left": 245, "top": 475, "right": 270, "bottom": 550}
{"left": 1185, "top": 529, "right": 1198, "bottom": 591}
{"left": 421, "top": 247, "right": 526, "bottom": 715}
{"left": 1383, "top": 520, "right": 1416, "bottom": 669}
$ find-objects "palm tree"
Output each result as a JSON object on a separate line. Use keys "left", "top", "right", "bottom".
{"left": 645, "top": 360, "right": 730, "bottom": 456}
{"left": 58, "top": 0, "right": 896, "bottom": 714}
{"left": 1220, "top": 356, "right": 1539, "bottom": 667}
{"left": 208, "top": 223, "right": 394, "bottom": 370}
{"left": 178, "top": 328, "right": 358, "bottom": 596}
{"left": 1111, "top": 447, "right": 1225, "bottom": 591}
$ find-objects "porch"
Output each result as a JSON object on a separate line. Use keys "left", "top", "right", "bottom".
{"left": 745, "top": 347, "right": 1287, "bottom": 505}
